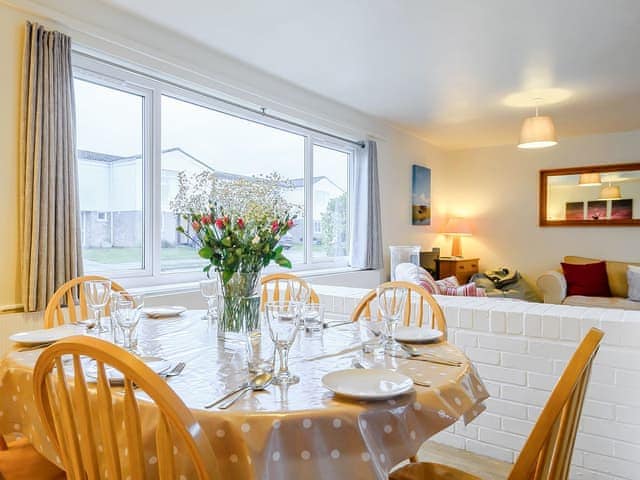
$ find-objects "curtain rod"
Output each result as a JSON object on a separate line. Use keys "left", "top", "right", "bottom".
{"left": 74, "top": 50, "right": 366, "bottom": 149}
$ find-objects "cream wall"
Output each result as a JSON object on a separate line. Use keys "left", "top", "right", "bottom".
{"left": 443, "top": 129, "right": 640, "bottom": 284}
{"left": 0, "top": 0, "right": 446, "bottom": 309}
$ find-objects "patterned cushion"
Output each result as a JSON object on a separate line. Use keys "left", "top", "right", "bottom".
{"left": 436, "top": 276, "right": 460, "bottom": 290}
{"left": 441, "top": 283, "right": 487, "bottom": 297}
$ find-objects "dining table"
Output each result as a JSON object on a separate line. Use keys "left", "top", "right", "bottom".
{"left": 0, "top": 310, "right": 488, "bottom": 480}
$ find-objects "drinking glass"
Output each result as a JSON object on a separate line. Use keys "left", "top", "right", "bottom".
{"left": 376, "top": 286, "right": 408, "bottom": 353}
{"left": 200, "top": 279, "right": 218, "bottom": 322}
{"left": 302, "top": 303, "right": 324, "bottom": 335}
{"left": 84, "top": 280, "right": 112, "bottom": 333}
{"left": 287, "top": 280, "right": 310, "bottom": 304}
{"left": 114, "top": 294, "right": 144, "bottom": 352}
{"left": 246, "top": 331, "right": 275, "bottom": 374}
{"left": 264, "top": 301, "right": 302, "bottom": 385}
{"left": 359, "top": 318, "right": 385, "bottom": 357}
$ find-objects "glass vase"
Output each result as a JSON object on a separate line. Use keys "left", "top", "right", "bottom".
{"left": 217, "top": 270, "right": 262, "bottom": 342}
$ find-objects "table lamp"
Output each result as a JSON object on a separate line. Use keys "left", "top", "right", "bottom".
{"left": 443, "top": 218, "right": 472, "bottom": 257}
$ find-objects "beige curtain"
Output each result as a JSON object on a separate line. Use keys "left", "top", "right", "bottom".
{"left": 19, "top": 22, "right": 83, "bottom": 312}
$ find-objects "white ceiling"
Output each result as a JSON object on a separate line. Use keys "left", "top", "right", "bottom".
{"left": 102, "top": 0, "right": 640, "bottom": 150}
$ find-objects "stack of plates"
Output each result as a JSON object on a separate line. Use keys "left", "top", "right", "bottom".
{"left": 141, "top": 306, "right": 187, "bottom": 318}
{"left": 394, "top": 327, "right": 443, "bottom": 344}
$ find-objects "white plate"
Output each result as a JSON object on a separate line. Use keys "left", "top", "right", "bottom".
{"left": 142, "top": 306, "right": 187, "bottom": 318}
{"left": 9, "top": 325, "right": 86, "bottom": 346}
{"left": 85, "top": 356, "right": 172, "bottom": 384}
{"left": 322, "top": 368, "right": 413, "bottom": 400}
{"left": 394, "top": 327, "right": 443, "bottom": 344}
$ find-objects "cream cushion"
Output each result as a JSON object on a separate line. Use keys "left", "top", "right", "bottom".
{"left": 563, "top": 256, "right": 640, "bottom": 298}
{"left": 628, "top": 265, "right": 640, "bottom": 302}
{"left": 563, "top": 295, "right": 640, "bottom": 310}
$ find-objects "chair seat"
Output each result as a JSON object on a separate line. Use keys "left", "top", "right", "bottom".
{"left": 0, "top": 438, "right": 66, "bottom": 480}
{"left": 390, "top": 462, "right": 483, "bottom": 480}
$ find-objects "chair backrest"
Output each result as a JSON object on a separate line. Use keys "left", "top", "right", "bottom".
{"left": 260, "top": 273, "right": 320, "bottom": 311}
{"left": 350, "top": 281, "right": 447, "bottom": 339}
{"left": 44, "top": 275, "right": 125, "bottom": 328}
{"left": 508, "top": 328, "right": 604, "bottom": 480}
{"left": 33, "top": 336, "right": 220, "bottom": 480}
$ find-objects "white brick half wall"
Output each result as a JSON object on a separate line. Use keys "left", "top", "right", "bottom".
{"left": 314, "top": 286, "right": 640, "bottom": 480}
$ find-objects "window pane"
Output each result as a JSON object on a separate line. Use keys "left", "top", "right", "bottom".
{"left": 75, "top": 79, "right": 145, "bottom": 272}
{"left": 160, "top": 95, "right": 305, "bottom": 271}
{"left": 312, "top": 145, "right": 349, "bottom": 260}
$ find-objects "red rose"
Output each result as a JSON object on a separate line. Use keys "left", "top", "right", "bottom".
{"left": 215, "top": 217, "right": 225, "bottom": 229}
{"left": 271, "top": 220, "right": 279, "bottom": 233}
{"left": 237, "top": 218, "right": 245, "bottom": 229}
{"left": 286, "top": 219, "right": 294, "bottom": 228}
{"left": 201, "top": 215, "right": 212, "bottom": 225}
{"left": 192, "top": 221, "right": 201, "bottom": 232}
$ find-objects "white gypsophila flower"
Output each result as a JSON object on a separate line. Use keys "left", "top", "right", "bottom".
{"left": 252, "top": 235, "right": 260, "bottom": 244}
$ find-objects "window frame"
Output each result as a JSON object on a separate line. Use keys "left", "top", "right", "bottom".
{"left": 72, "top": 53, "right": 355, "bottom": 287}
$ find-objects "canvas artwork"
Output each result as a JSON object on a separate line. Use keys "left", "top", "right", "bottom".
{"left": 611, "top": 199, "right": 633, "bottom": 219}
{"left": 587, "top": 200, "right": 607, "bottom": 220}
{"left": 565, "top": 202, "right": 584, "bottom": 220}
{"left": 412, "top": 165, "right": 431, "bottom": 225}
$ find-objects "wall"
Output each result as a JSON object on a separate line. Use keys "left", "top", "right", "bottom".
{"left": 443, "top": 130, "right": 640, "bottom": 284}
{"left": 0, "top": 0, "right": 447, "bottom": 309}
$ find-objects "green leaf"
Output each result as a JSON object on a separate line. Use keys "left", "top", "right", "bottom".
{"left": 274, "top": 245, "right": 283, "bottom": 256}
{"left": 276, "top": 257, "right": 292, "bottom": 268}
{"left": 221, "top": 236, "right": 232, "bottom": 247}
{"left": 198, "top": 246, "right": 213, "bottom": 259}
{"left": 176, "top": 225, "right": 185, "bottom": 233}
{"left": 222, "top": 270, "right": 234, "bottom": 284}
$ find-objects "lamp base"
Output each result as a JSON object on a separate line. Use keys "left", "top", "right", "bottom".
{"left": 450, "top": 236, "right": 463, "bottom": 258}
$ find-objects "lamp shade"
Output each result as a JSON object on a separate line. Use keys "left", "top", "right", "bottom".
{"left": 599, "top": 185, "right": 622, "bottom": 200}
{"left": 443, "top": 218, "right": 472, "bottom": 236}
{"left": 578, "top": 173, "right": 602, "bottom": 186}
{"left": 518, "top": 115, "right": 557, "bottom": 149}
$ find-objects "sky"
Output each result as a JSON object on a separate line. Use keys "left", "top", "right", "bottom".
{"left": 74, "top": 79, "right": 348, "bottom": 188}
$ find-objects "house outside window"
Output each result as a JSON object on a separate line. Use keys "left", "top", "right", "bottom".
{"left": 73, "top": 54, "right": 354, "bottom": 286}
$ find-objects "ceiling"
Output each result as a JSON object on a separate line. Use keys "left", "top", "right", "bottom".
{"left": 102, "top": 0, "right": 640, "bottom": 150}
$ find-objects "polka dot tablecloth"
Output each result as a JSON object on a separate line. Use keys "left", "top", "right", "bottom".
{"left": 0, "top": 311, "right": 488, "bottom": 480}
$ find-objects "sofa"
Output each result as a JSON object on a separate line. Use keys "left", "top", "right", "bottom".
{"left": 537, "top": 256, "right": 640, "bottom": 310}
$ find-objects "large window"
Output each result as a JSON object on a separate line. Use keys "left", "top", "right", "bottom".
{"left": 73, "top": 55, "right": 354, "bottom": 284}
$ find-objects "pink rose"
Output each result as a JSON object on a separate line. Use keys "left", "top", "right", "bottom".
{"left": 192, "top": 221, "right": 201, "bottom": 232}
{"left": 201, "top": 215, "right": 212, "bottom": 225}
{"left": 286, "top": 219, "right": 294, "bottom": 228}
{"left": 215, "top": 217, "right": 225, "bottom": 229}
{"left": 237, "top": 218, "right": 245, "bottom": 229}
{"left": 271, "top": 220, "right": 279, "bottom": 233}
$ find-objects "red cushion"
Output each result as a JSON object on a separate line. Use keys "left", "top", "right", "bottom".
{"left": 561, "top": 261, "right": 611, "bottom": 297}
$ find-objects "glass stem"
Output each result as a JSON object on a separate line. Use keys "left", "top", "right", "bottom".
{"left": 387, "top": 319, "right": 397, "bottom": 347}
{"left": 95, "top": 309, "right": 102, "bottom": 330}
{"left": 125, "top": 328, "right": 132, "bottom": 350}
{"left": 277, "top": 345, "right": 290, "bottom": 377}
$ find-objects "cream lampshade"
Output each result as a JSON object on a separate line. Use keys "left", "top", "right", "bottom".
{"left": 599, "top": 184, "right": 622, "bottom": 200}
{"left": 578, "top": 173, "right": 602, "bottom": 186}
{"left": 518, "top": 114, "right": 557, "bottom": 149}
{"left": 443, "top": 218, "right": 472, "bottom": 257}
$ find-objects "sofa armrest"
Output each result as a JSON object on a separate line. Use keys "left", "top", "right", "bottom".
{"left": 536, "top": 271, "right": 567, "bottom": 304}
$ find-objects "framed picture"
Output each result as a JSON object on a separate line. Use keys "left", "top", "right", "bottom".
{"left": 412, "top": 165, "right": 431, "bottom": 225}
{"left": 587, "top": 200, "right": 607, "bottom": 220}
{"left": 565, "top": 202, "right": 584, "bottom": 220}
{"left": 611, "top": 199, "right": 633, "bottom": 219}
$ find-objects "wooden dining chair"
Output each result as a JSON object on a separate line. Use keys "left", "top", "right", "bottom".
{"left": 44, "top": 275, "right": 125, "bottom": 328}
{"left": 260, "top": 273, "right": 320, "bottom": 311}
{"left": 390, "top": 327, "right": 604, "bottom": 480}
{"left": 351, "top": 281, "right": 448, "bottom": 340}
{"left": 33, "top": 336, "right": 220, "bottom": 480}
{"left": 0, "top": 435, "right": 66, "bottom": 480}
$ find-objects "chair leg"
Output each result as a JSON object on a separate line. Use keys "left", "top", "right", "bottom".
{"left": 0, "top": 435, "right": 7, "bottom": 451}
{"left": 409, "top": 455, "right": 417, "bottom": 463}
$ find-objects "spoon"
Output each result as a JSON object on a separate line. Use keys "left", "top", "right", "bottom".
{"left": 217, "top": 372, "right": 274, "bottom": 410}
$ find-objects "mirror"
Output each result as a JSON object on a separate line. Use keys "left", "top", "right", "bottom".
{"left": 540, "top": 163, "right": 640, "bottom": 226}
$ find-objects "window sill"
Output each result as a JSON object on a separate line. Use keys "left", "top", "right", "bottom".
{"left": 126, "top": 266, "right": 372, "bottom": 297}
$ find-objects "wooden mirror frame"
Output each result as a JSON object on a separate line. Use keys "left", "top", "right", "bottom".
{"left": 540, "top": 163, "right": 640, "bottom": 226}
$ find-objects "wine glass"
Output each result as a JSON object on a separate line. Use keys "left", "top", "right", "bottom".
{"left": 114, "top": 294, "right": 144, "bottom": 352}
{"left": 376, "top": 286, "right": 408, "bottom": 353}
{"left": 287, "top": 280, "right": 310, "bottom": 304}
{"left": 264, "top": 301, "right": 302, "bottom": 385}
{"left": 200, "top": 279, "right": 218, "bottom": 322}
{"left": 84, "top": 280, "right": 112, "bottom": 333}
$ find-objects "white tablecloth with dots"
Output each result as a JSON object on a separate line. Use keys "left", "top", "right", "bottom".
{"left": 0, "top": 311, "right": 488, "bottom": 479}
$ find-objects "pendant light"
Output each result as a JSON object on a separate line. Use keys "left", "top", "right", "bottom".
{"left": 599, "top": 183, "right": 622, "bottom": 200}
{"left": 518, "top": 102, "right": 558, "bottom": 149}
{"left": 578, "top": 173, "right": 602, "bottom": 186}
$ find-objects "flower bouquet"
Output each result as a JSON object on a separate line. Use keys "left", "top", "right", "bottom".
{"left": 172, "top": 171, "right": 297, "bottom": 339}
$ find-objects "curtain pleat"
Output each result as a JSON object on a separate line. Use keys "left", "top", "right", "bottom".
{"left": 19, "top": 22, "right": 83, "bottom": 312}
{"left": 349, "top": 140, "right": 383, "bottom": 270}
